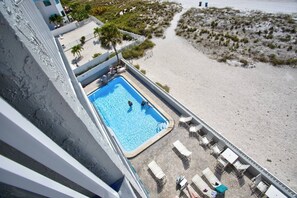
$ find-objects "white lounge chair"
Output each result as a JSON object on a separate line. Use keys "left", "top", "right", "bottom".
{"left": 210, "top": 142, "right": 226, "bottom": 157}
{"left": 173, "top": 140, "right": 192, "bottom": 160}
{"left": 148, "top": 160, "right": 166, "bottom": 185}
{"left": 202, "top": 167, "right": 222, "bottom": 188}
{"left": 117, "top": 66, "right": 126, "bottom": 73}
{"left": 216, "top": 156, "right": 228, "bottom": 172}
{"left": 250, "top": 174, "right": 268, "bottom": 196}
{"left": 200, "top": 133, "right": 214, "bottom": 147}
{"left": 189, "top": 124, "right": 203, "bottom": 136}
{"left": 192, "top": 175, "right": 217, "bottom": 198}
{"left": 179, "top": 116, "right": 192, "bottom": 126}
{"left": 233, "top": 160, "right": 250, "bottom": 177}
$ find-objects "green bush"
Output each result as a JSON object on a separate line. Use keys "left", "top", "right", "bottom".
{"left": 240, "top": 38, "right": 249, "bottom": 43}
{"left": 80, "top": 36, "right": 86, "bottom": 45}
{"left": 218, "top": 54, "right": 232, "bottom": 62}
{"left": 287, "top": 46, "right": 292, "bottom": 51}
{"left": 240, "top": 59, "right": 248, "bottom": 66}
{"left": 265, "top": 34, "right": 273, "bottom": 39}
{"left": 134, "top": 64, "right": 140, "bottom": 69}
{"left": 156, "top": 82, "right": 170, "bottom": 93}
{"left": 267, "top": 42, "right": 276, "bottom": 49}
{"left": 92, "top": 53, "right": 102, "bottom": 58}
{"left": 279, "top": 35, "right": 291, "bottom": 42}
{"left": 123, "top": 34, "right": 133, "bottom": 41}
{"left": 122, "top": 39, "right": 155, "bottom": 59}
{"left": 285, "top": 58, "right": 297, "bottom": 66}
{"left": 140, "top": 69, "right": 146, "bottom": 74}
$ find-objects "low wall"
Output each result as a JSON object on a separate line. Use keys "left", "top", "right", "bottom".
{"left": 74, "top": 52, "right": 110, "bottom": 76}
{"left": 122, "top": 59, "right": 296, "bottom": 198}
{"left": 77, "top": 53, "right": 122, "bottom": 86}
{"left": 51, "top": 22, "right": 78, "bottom": 37}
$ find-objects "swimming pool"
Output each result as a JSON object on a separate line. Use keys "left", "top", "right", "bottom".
{"left": 88, "top": 76, "right": 173, "bottom": 157}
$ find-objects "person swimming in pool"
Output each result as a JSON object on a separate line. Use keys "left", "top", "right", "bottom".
{"left": 141, "top": 100, "right": 146, "bottom": 106}
{"left": 128, "top": 100, "right": 133, "bottom": 107}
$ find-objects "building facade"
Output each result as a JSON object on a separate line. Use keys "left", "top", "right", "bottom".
{"left": 0, "top": 0, "right": 147, "bottom": 197}
{"left": 34, "top": 0, "right": 68, "bottom": 30}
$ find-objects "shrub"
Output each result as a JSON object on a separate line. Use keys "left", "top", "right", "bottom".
{"left": 269, "top": 54, "right": 285, "bottom": 66}
{"left": 92, "top": 53, "right": 101, "bottom": 58}
{"left": 199, "top": 29, "right": 209, "bottom": 35}
{"left": 85, "top": 4, "right": 91, "bottom": 12}
{"left": 287, "top": 46, "right": 292, "bottom": 51}
{"left": 256, "top": 55, "right": 268, "bottom": 63}
{"left": 267, "top": 42, "right": 276, "bottom": 49}
{"left": 265, "top": 33, "right": 273, "bottom": 39}
{"left": 134, "top": 64, "right": 140, "bottom": 69}
{"left": 279, "top": 35, "right": 291, "bottom": 42}
{"left": 240, "top": 38, "right": 249, "bottom": 43}
{"left": 218, "top": 54, "right": 232, "bottom": 62}
{"left": 156, "top": 82, "right": 170, "bottom": 93}
{"left": 123, "top": 34, "right": 133, "bottom": 41}
{"left": 91, "top": 6, "right": 107, "bottom": 15}
{"left": 140, "top": 69, "right": 146, "bottom": 74}
{"left": 122, "top": 39, "right": 155, "bottom": 59}
{"left": 286, "top": 58, "right": 297, "bottom": 66}
{"left": 240, "top": 59, "right": 248, "bottom": 66}
{"left": 80, "top": 36, "right": 86, "bottom": 45}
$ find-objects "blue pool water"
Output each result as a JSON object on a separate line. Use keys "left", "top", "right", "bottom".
{"left": 88, "top": 77, "right": 168, "bottom": 152}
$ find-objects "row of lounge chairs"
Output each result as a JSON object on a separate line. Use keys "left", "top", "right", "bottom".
{"left": 179, "top": 116, "right": 225, "bottom": 154}
{"left": 148, "top": 115, "right": 283, "bottom": 197}
{"left": 149, "top": 157, "right": 228, "bottom": 198}
{"left": 179, "top": 115, "right": 251, "bottom": 178}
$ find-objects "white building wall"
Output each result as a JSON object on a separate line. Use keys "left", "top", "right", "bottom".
{"left": 34, "top": 0, "right": 68, "bottom": 30}
{"left": 0, "top": 0, "right": 146, "bottom": 197}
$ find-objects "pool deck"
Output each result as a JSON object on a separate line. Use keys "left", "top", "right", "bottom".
{"left": 83, "top": 71, "right": 257, "bottom": 198}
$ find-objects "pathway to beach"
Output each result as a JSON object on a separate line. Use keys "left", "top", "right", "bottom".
{"left": 134, "top": 4, "right": 297, "bottom": 191}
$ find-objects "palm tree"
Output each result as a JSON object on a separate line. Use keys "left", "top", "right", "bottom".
{"left": 94, "top": 24, "right": 122, "bottom": 64}
{"left": 49, "top": 14, "right": 63, "bottom": 26}
{"left": 71, "top": 44, "right": 84, "bottom": 64}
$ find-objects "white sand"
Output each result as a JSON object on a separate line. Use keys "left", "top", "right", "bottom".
{"left": 134, "top": 9, "right": 297, "bottom": 191}
{"left": 169, "top": 0, "right": 297, "bottom": 13}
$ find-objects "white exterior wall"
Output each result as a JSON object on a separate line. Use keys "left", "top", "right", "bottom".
{"left": 34, "top": 0, "right": 68, "bottom": 30}
{"left": 0, "top": 0, "right": 146, "bottom": 197}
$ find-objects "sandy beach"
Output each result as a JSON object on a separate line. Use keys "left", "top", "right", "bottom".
{"left": 134, "top": 3, "right": 297, "bottom": 192}
{"left": 170, "top": 0, "right": 297, "bottom": 13}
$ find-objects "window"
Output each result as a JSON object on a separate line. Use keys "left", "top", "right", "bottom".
{"left": 55, "top": 0, "right": 60, "bottom": 4}
{"left": 61, "top": 11, "right": 65, "bottom": 17}
{"left": 43, "top": 0, "right": 51, "bottom": 6}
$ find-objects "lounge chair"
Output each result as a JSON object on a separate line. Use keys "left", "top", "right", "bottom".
{"left": 192, "top": 175, "right": 217, "bottom": 198}
{"left": 179, "top": 116, "right": 192, "bottom": 127}
{"left": 202, "top": 167, "right": 222, "bottom": 188}
{"left": 148, "top": 160, "right": 167, "bottom": 185}
{"left": 210, "top": 142, "right": 226, "bottom": 157}
{"left": 173, "top": 140, "right": 192, "bottom": 160}
{"left": 189, "top": 124, "right": 203, "bottom": 136}
{"left": 182, "top": 185, "right": 201, "bottom": 198}
{"left": 216, "top": 156, "right": 228, "bottom": 172}
{"left": 250, "top": 174, "right": 268, "bottom": 196}
{"left": 233, "top": 160, "right": 250, "bottom": 177}
{"left": 199, "top": 133, "right": 214, "bottom": 147}
{"left": 117, "top": 66, "right": 126, "bottom": 73}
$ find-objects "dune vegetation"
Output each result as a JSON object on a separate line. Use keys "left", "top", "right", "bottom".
{"left": 61, "top": 0, "right": 182, "bottom": 38}
{"left": 176, "top": 7, "right": 297, "bottom": 68}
